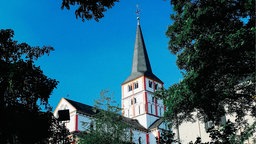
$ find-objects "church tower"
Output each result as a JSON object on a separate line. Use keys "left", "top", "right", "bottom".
{"left": 121, "top": 17, "right": 164, "bottom": 129}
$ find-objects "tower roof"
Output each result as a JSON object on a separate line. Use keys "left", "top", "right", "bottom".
{"left": 123, "top": 22, "right": 162, "bottom": 84}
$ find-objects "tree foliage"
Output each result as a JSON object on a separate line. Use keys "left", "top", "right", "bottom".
{"left": 187, "top": 120, "right": 256, "bottom": 144}
{"left": 60, "top": 0, "right": 119, "bottom": 22}
{"left": 0, "top": 29, "right": 69, "bottom": 143}
{"left": 162, "top": 0, "right": 255, "bottom": 123}
{"left": 157, "top": 130, "right": 180, "bottom": 144}
{"left": 78, "top": 90, "right": 132, "bottom": 144}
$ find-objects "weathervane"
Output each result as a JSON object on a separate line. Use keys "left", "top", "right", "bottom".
{"left": 136, "top": 4, "right": 140, "bottom": 25}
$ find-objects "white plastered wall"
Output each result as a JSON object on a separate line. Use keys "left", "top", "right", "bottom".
{"left": 53, "top": 98, "right": 77, "bottom": 132}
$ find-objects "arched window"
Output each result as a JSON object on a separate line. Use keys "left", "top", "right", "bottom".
{"left": 134, "top": 82, "right": 139, "bottom": 89}
{"left": 149, "top": 80, "right": 153, "bottom": 88}
{"left": 154, "top": 83, "right": 158, "bottom": 90}
{"left": 152, "top": 97, "right": 155, "bottom": 102}
{"left": 131, "top": 98, "right": 136, "bottom": 105}
{"left": 128, "top": 84, "right": 132, "bottom": 92}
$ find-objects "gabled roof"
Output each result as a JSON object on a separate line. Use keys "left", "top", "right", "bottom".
{"left": 63, "top": 98, "right": 147, "bottom": 132}
{"left": 65, "top": 98, "right": 98, "bottom": 116}
{"left": 148, "top": 118, "right": 164, "bottom": 130}
{"left": 123, "top": 22, "right": 162, "bottom": 84}
{"left": 121, "top": 116, "right": 148, "bottom": 132}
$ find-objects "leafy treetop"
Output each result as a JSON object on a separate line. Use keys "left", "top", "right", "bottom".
{"left": 159, "top": 0, "right": 255, "bottom": 125}
{"left": 61, "top": 0, "right": 120, "bottom": 22}
{"left": 0, "top": 29, "right": 63, "bottom": 143}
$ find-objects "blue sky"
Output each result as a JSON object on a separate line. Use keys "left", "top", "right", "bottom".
{"left": 0, "top": 0, "right": 182, "bottom": 110}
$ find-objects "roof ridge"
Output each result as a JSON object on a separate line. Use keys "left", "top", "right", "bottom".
{"left": 63, "top": 98, "right": 148, "bottom": 132}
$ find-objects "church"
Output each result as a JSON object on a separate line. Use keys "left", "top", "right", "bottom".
{"left": 54, "top": 17, "right": 169, "bottom": 144}
{"left": 53, "top": 16, "right": 256, "bottom": 144}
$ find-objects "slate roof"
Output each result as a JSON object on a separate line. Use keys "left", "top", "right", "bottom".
{"left": 148, "top": 118, "right": 164, "bottom": 130}
{"left": 65, "top": 98, "right": 98, "bottom": 116}
{"left": 64, "top": 98, "right": 147, "bottom": 132}
{"left": 123, "top": 23, "right": 162, "bottom": 84}
{"left": 121, "top": 116, "right": 148, "bottom": 132}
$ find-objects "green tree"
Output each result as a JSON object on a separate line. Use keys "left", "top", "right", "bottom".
{"left": 157, "top": 130, "right": 180, "bottom": 144}
{"left": 157, "top": 0, "right": 255, "bottom": 142}
{"left": 187, "top": 120, "right": 256, "bottom": 144}
{"left": 78, "top": 90, "right": 132, "bottom": 144}
{"left": 48, "top": 113, "right": 71, "bottom": 144}
{"left": 0, "top": 29, "right": 68, "bottom": 143}
{"left": 60, "top": 0, "right": 119, "bottom": 22}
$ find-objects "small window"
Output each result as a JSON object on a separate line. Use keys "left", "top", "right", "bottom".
{"left": 90, "top": 122, "right": 93, "bottom": 129}
{"left": 150, "top": 105, "right": 153, "bottom": 114}
{"left": 149, "top": 80, "right": 153, "bottom": 88}
{"left": 131, "top": 98, "right": 136, "bottom": 105}
{"left": 159, "top": 107, "right": 162, "bottom": 116}
{"left": 154, "top": 83, "right": 158, "bottom": 90}
{"left": 134, "top": 98, "right": 137, "bottom": 104}
{"left": 152, "top": 97, "right": 155, "bottom": 102}
{"left": 134, "top": 82, "right": 139, "bottom": 89}
{"left": 219, "top": 116, "right": 226, "bottom": 126}
{"left": 128, "top": 84, "right": 132, "bottom": 92}
{"left": 138, "top": 106, "right": 140, "bottom": 114}
{"left": 205, "top": 121, "right": 214, "bottom": 130}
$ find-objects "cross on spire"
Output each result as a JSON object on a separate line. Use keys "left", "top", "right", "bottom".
{"left": 136, "top": 4, "right": 140, "bottom": 25}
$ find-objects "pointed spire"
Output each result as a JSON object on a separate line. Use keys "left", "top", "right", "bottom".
{"left": 123, "top": 12, "right": 162, "bottom": 84}
{"left": 131, "top": 24, "right": 152, "bottom": 74}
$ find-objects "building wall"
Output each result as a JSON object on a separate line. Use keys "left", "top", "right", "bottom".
{"left": 175, "top": 111, "right": 256, "bottom": 143}
{"left": 131, "top": 130, "right": 147, "bottom": 144}
{"left": 77, "top": 114, "right": 92, "bottom": 132}
{"left": 175, "top": 118, "right": 211, "bottom": 143}
{"left": 148, "top": 129, "right": 161, "bottom": 144}
{"left": 122, "top": 76, "right": 165, "bottom": 129}
{"left": 53, "top": 98, "right": 77, "bottom": 132}
{"left": 66, "top": 110, "right": 77, "bottom": 132}
{"left": 158, "top": 122, "right": 168, "bottom": 130}
{"left": 123, "top": 91, "right": 145, "bottom": 118}
{"left": 54, "top": 97, "right": 170, "bottom": 144}
{"left": 145, "top": 78, "right": 162, "bottom": 92}
{"left": 72, "top": 112, "right": 156, "bottom": 144}
{"left": 122, "top": 77, "right": 144, "bottom": 99}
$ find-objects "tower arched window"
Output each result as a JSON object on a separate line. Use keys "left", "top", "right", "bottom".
{"left": 150, "top": 104, "right": 153, "bottom": 114}
{"left": 128, "top": 84, "right": 132, "bottom": 92}
{"left": 131, "top": 98, "right": 137, "bottom": 105}
{"left": 152, "top": 97, "right": 155, "bottom": 103}
{"left": 154, "top": 83, "right": 158, "bottom": 90}
{"left": 134, "top": 82, "right": 139, "bottom": 89}
{"left": 149, "top": 80, "right": 153, "bottom": 88}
